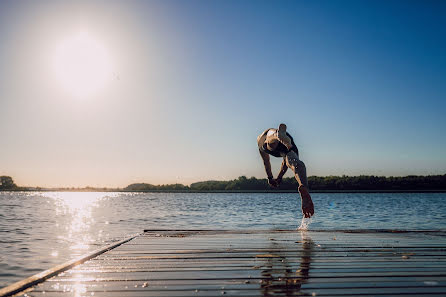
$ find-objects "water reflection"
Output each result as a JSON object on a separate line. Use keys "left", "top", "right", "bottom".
{"left": 260, "top": 231, "right": 313, "bottom": 296}
{"left": 43, "top": 192, "right": 110, "bottom": 258}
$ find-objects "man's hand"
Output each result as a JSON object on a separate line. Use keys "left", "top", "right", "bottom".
{"left": 268, "top": 177, "right": 283, "bottom": 188}
{"left": 268, "top": 177, "right": 278, "bottom": 188}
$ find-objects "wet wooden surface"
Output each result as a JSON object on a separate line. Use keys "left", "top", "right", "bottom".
{"left": 16, "top": 230, "right": 446, "bottom": 296}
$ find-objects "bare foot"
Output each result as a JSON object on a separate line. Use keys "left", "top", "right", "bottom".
{"left": 298, "top": 185, "right": 314, "bottom": 218}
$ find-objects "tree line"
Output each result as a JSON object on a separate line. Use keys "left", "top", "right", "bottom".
{"left": 125, "top": 174, "right": 446, "bottom": 192}
{"left": 2, "top": 174, "right": 445, "bottom": 192}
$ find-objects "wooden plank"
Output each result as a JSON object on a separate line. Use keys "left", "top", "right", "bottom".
{"left": 79, "top": 262, "right": 446, "bottom": 268}
{"left": 37, "top": 276, "right": 446, "bottom": 287}
{"left": 65, "top": 267, "right": 446, "bottom": 274}
{"left": 33, "top": 279, "right": 446, "bottom": 291}
{"left": 49, "top": 272, "right": 446, "bottom": 283}
{"left": 17, "top": 287, "right": 446, "bottom": 297}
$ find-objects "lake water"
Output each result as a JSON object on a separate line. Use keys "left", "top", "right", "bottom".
{"left": 1, "top": 191, "right": 446, "bottom": 288}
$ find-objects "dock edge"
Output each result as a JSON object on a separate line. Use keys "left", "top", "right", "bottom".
{"left": 0, "top": 233, "right": 139, "bottom": 297}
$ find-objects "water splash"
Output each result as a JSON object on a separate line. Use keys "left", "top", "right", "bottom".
{"left": 298, "top": 216, "right": 312, "bottom": 230}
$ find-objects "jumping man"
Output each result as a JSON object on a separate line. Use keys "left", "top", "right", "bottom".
{"left": 257, "top": 123, "right": 314, "bottom": 218}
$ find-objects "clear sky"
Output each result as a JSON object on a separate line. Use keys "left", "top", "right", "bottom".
{"left": 1, "top": 0, "right": 445, "bottom": 187}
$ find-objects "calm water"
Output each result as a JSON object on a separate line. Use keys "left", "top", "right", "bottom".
{"left": 1, "top": 191, "right": 446, "bottom": 288}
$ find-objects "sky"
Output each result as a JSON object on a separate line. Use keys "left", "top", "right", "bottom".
{"left": 0, "top": 0, "right": 445, "bottom": 187}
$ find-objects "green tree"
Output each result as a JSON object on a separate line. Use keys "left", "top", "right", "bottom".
{"left": 0, "top": 176, "right": 17, "bottom": 190}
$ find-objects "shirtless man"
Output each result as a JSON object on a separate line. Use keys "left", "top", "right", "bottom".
{"left": 257, "top": 123, "right": 314, "bottom": 218}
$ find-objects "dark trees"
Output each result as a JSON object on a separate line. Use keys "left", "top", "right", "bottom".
{"left": 0, "top": 176, "right": 17, "bottom": 190}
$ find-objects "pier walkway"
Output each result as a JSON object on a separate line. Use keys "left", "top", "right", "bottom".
{"left": 2, "top": 230, "right": 446, "bottom": 296}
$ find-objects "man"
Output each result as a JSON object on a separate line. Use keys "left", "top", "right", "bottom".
{"left": 257, "top": 123, "right": 314, "bottom": 218}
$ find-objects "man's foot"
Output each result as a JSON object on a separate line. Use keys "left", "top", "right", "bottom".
{"left": 298, "top": 185, "right": 314, "bottom": 218}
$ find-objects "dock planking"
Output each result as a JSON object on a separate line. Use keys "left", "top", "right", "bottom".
{"left": 6, "top": 230, "right": 446, "bottom": 296}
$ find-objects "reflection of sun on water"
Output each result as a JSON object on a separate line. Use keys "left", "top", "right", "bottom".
{"left": 44, "top": 192, "right": 109, "bottom": 257}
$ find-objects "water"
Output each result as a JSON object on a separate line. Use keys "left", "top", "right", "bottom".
{"left": 1, "top": 191, "right": 445, "bottom": 288}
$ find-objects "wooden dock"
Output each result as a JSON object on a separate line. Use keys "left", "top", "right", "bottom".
{"left": 4, "top": 230, "right": 446, "bottom": 296}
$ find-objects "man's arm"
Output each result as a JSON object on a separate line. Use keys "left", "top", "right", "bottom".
{"left": 275, "top": 158, "right": 288, "bottom": 184}
{"left": 259, "top": 149, "right": 278, "bottom": 187}
{"left": 259, "top": 149, "right": 273, "bottom": 179}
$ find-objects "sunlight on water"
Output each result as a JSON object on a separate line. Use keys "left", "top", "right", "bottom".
{"left": 42, "top": 192, "right": 111, "bottom": 257}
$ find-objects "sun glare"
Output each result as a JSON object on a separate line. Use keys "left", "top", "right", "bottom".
{"left": 44, "top": 192, "right": 106, "bottom": 253}
{"left": 52, "top": 32, "right": 112, "bottom": 98}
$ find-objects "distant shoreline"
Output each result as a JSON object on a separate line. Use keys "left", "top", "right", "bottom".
{"left": 1, "top": 189, "right": 446, "bottom": 193}
{"left": 2, "top": 174, "right": 445, "bottom": 193}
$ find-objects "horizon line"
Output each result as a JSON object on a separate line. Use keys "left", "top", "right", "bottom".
{"left": 2, "top": 173, "right": 445, "bottom": 189}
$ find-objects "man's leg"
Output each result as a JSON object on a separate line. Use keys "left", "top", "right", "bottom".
{"left": 285, "top": 151, "right": 309, "bottom": 188}
{"left": 285, "top": 151, "right": 314, "bottom": 218}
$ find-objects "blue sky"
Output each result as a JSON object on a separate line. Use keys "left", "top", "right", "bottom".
{"left": 0, "top": 0, "right": 445, "bottom": 187}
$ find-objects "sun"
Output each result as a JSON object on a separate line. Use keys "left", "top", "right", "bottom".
{"left": 52, "top": 32, "right": 112, "bottom": 98}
